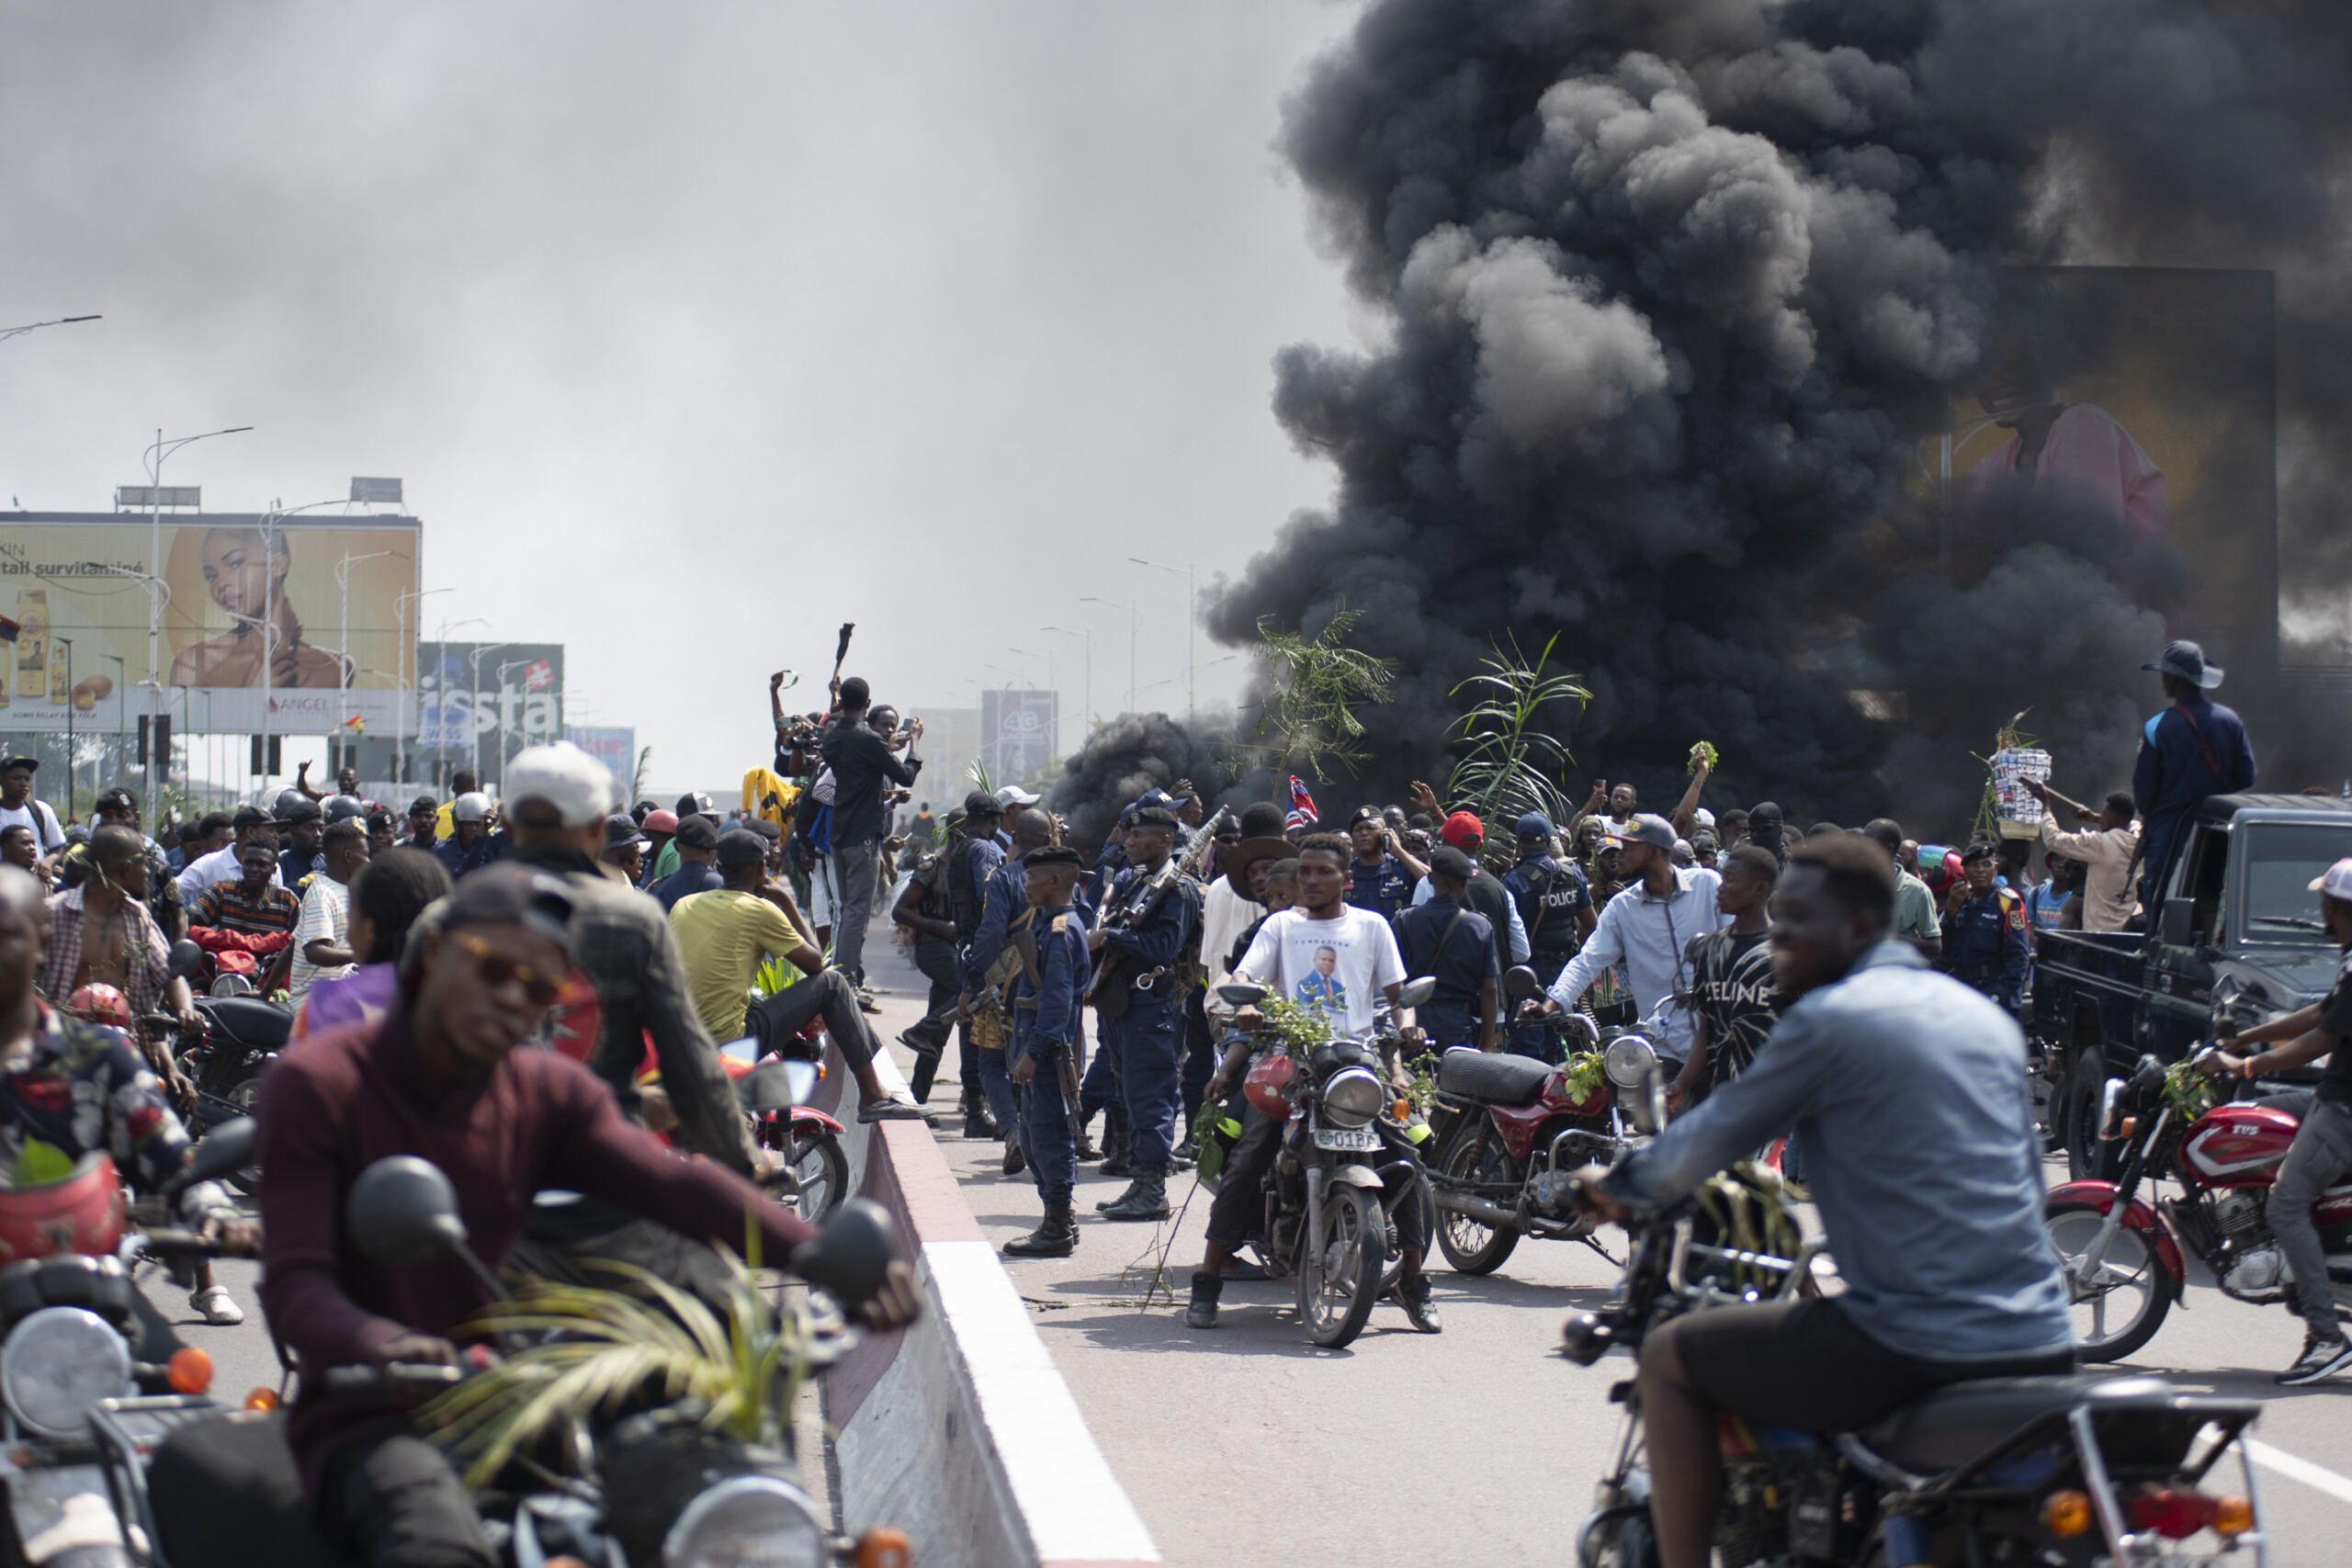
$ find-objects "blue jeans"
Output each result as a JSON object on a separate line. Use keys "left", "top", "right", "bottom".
{"left": 1012, "top": 1030, "right": 1080, "bottom": 1207}
{"left": 1106, "top": 999, "right": 1183, "bottom": 1169}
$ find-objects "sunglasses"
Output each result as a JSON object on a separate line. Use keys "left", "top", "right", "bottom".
{"left": 446, "top": 929, "right": 565, "bottom": 1008}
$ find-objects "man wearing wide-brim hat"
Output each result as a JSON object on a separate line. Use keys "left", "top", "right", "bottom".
{"left": 2132, "top": 638, "right": 2256, "bottom": 909}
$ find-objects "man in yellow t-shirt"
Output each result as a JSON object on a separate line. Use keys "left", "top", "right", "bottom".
{"left": 668, "top": 829, "right": 929, "bottom": 1123}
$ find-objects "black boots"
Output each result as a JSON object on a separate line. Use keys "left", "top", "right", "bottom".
{"left": 1098, "top": 1122, "right": 1131, "bottom": 1178}
{"left": 1001, "top": 1134, "right": 1025, "bottom": 1177}
{"left": 1185, "top": 1269, "right": 1223, "bottom": 1328}
{"left": 1099, "top": 1168, "right": 1170, "bottom": 1221}
{"left": 1003, "top": 1203, "right": 1077, "bottom": 1258}
{"left": 961, "top": 1089, "right": 997, "bottom": 1141}
{"left": 1074, "top": 1114, "right": 1101, "bottom": 1163}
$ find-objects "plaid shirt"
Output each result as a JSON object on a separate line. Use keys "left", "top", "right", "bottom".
{"left": 39, "top": 885, "right": 173, "bottom": 1021}
{"left": 192, "top": 877, "right": 304, "bottom": 940}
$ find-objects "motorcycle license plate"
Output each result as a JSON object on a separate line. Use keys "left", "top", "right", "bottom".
{"left": 1314, "top": 1126, "right": 1381, "bottom": 1152}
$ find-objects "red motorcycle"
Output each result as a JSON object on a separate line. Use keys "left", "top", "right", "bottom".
{"left": 2045, "top": 1045, "right": 2352, "bottom": 1360}
{"left": 1423, "top": 970, "right": 1663, "bottom": 1275}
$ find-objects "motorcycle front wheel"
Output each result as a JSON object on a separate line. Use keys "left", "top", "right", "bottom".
{"left": 774, "top": 1126, "right": 849, "bottom": 1224}
{"left": 2045, "top": 1200, "right": 2172, "bottom": 1360}
{"left": 1434, "top": 1130, "right": 1521, "bottom": 1275}
{"left": 1296, "top": 1183, "right": 1385, "bottom": 1348}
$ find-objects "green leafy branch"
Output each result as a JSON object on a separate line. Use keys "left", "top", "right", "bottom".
{"left": 1444, "top": 633, "right": 1589, "bottom": 829}
{"left": 1246, "top": 610, "right": 1396, "bottom": 780}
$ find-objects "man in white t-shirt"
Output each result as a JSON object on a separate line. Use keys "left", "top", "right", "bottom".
{"left": 176, "top": 805, "right": 284, "bottom": 903}
{"left": 288, "top": 820, "right": 370, "bottom": 1001}
{"left": 1187, "top": 832, "right": 1441, "bottom": 1334}
{"left": 0, "top": 757, "right": 66, "bottom": 872}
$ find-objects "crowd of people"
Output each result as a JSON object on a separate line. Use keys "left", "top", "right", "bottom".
{"left": 0, "top": 628, "right": 2341, "bottom": 1567}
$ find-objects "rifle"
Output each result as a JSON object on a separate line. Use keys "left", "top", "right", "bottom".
{"left": 1082, "top": 806, "right": 1229, "bottom": 1004}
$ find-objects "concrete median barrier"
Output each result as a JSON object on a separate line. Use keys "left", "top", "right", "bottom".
{"left": 816, "top": 1044, "right": 1161, "bottom": 1568}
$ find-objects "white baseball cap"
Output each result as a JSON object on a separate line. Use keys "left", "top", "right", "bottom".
{"left": 2309, "top": 857, "right": 2352, "bottom": 903}
{"left": 995, "top": 784, "right": 1041, "bottom": 809}
{"left": 503, "top": 742, "right": 614, "bottom": 829}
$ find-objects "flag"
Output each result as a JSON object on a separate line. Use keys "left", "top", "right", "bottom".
{"left": 1284, "top": 775, "right": 1317, "bottom": 831}
{"left": 340, "top": 714, "right": 366, "bottom": 736}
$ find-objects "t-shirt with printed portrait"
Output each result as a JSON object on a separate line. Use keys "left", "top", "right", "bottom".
{"left": 1235, "top": 906, "right": 1406, "bottom": 1037}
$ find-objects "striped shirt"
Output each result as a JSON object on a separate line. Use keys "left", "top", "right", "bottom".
{"left": 192, "top": 877, "right": 303, "bottom": 939}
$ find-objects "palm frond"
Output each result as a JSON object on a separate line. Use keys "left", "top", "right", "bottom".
{"left": 1444, "top": 633, "right": 1589, "bottom": 827}
{"left": 418, "top": 1252, "right": 810, "bottom": 1486}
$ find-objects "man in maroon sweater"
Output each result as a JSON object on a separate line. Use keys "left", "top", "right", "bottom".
{"left": 259, "top": 863, "right": 917, "bottom": 1567}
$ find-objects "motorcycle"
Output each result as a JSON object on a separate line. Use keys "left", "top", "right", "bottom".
{"left": 1208, "top": 977, "right": 1437, "bottom": 1348}
{"left": 1422, "top": 965, "right": 1663, "bottom": 1276}
{"left": 2045, "top": 1044, "right": 2352, "bottom": 1362}
{"left": 0, "top": 1118, "right": 256, "bottom": 1568}
{"left": 1564, "top": 1056, "right": 2271, "bottom": 1567}
{"left": 722, "top": 1034, "right": 851, "bottom": 1225}
{"left": 103, "top": 1077, "right": 913, "bottom": 1567}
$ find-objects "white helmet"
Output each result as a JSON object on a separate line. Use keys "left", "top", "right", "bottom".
{"left": 452, "top": 791, "right": 492, "bottom": 823}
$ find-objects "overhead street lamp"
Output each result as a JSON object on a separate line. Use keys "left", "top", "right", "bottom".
{"left": 394, "top": 588, "right": 454, "bottom": 784}
{"left": 0, "top": 314, "right": 99, "bottom": 348}
{"left": 133, "top": 425, "right": 253, "bottom": 806}
{"left": 1080, "top": 598, "right": 1137, "bottom": 716}
{"left": 55, "top": 638, "right": 74, "bottom": 818}
{"left": 334, "top": 548, "right": 401, "bottom": 771}
{"left": 1129, "top": 557, "right": 1198, "bottom": 726}
{"left": 468, "top": 644, "right": 514, "bottom": 780}
{"left": 433, "top": 618, "right": 488, "bottom": 788}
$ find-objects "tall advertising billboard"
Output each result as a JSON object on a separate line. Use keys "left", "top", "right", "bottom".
{"left": 415, "top": 641, "right": 564, "bottom": 791}
{"left": 979, "top": 689, "right": 1057, "bottom": 784}
{"left": 0, "top": 512, "right": 421, "bottom": 732}
{"left": 564, "top": 727, "right": 636, "bottom": 806}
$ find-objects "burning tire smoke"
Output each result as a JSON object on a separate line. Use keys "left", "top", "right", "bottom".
{"left": 1193, "top": 0, "right": 2352, "bottom": 823}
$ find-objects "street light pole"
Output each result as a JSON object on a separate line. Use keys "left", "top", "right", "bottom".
{"left": 1080, "top": 598, "right": 1137, "bottom": 716}
{"left": 1129, "top": 557, "right": 1196, "bottom": 727}
{"left": 139, "top": 425, "right": 252, "bottom": 808}
{"left": 433, "top": 618, "right": 487, "bottom": 789}
{"left": 468, "top": 644, "right": 512, "bottom": 782}
{"left": 1039, "top": 626, "right": 1091, "bottom": 733}
{"left": 395, "top": 588, "right": 453, "bottom": 785}
{"left": 0, "top": 315, "right": 99, "bottom": 348}
{"left": 56, "top": 638, "right": 73, "bottom": 819}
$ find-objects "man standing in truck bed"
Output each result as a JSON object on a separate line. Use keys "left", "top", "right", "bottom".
{"left": 2132, "top": 639, "right": 2255, "bottom": 908}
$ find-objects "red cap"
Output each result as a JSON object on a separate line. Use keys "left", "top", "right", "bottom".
{"left": 1441, "top": 811, "right": 1484, "bottom": 848}
{"left": 643, "top": 809, "right": 680, "bottom": 834}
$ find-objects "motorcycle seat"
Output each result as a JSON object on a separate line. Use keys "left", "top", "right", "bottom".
{"left": 148, "top": 1408, "right": 339, "bottom": 1568}
{"left": 202, "top": 996, "right": 292, "bottom": 1048}
{"left": 1858, "top": 1374, "right": 2171, "bottom": 1474}
{"left": 1437, "top": 1051, "right": 1554, "bottom": 1107}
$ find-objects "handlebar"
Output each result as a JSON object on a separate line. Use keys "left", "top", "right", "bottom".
{"left": 321, "top": 1362, "right": 468, "bottom": 1398}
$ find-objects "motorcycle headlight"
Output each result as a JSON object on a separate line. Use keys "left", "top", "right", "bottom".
{"left": 662, "top": 1475, "right": 825, "bottom": 1568}
{"left": 1320, "top": 1066, "right": 1385, "bottom": 1129}
{"left": 1, "top": 1305, "right": 132, "bottom": 1442}
{"left": 1603, "top": 1035, "right": 1657, "bottom": 1090}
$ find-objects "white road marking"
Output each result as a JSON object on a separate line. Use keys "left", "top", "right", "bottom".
{"left": 2247, "top": 1438, "right": 2352, "bottom": 1507}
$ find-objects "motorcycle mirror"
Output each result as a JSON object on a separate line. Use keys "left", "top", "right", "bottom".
{"left": 792, "top": 1197, "right": 898, "bottom": 1306}
{"left": 346, "top": 1155, "right": 471, "bottom": 1267}
{"left": 167, "top": 939, "right": 205, "bottom": 979}
{"left": 1503, "top": 965, "right": 1540, "bottom": 1000}
{"left": 2130, "top": 1054, "right": 2165, "bottom": 1094}
{"left": 1216, "top": 983, "right": 1267, "bottom": 1008}
{"left": 718, "top": 1036, "right": 761, "bottom": 1065}
{"left": 1396, "top": 976, "right": 1439, "bottom": 1009}
{"left": 736, "top": 1060, "right": 817, "bottom": 1114}
{"left": 182, "top": 1118, "right": 257, "bottom": 1187}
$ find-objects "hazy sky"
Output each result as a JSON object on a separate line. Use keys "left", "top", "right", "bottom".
{"left": 0, "top": 2, "right": 1361, "bottom": 793}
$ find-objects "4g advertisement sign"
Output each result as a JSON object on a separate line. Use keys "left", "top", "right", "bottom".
{"left": 0, "top": 512, "right": 420, "bottom": 732}
{"left": 979, "top": 688, "right": 1057, "bottom": 784}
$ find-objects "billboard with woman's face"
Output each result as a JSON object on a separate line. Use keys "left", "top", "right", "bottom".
{"left": 0, "top": 513, "right": 420, "bottom": 732}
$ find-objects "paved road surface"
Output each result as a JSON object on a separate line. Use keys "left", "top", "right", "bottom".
{"left": 864, "top": 952, "right": 2352, "bottom": 1567}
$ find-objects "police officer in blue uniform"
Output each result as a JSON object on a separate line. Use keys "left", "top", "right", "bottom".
{"left": 1089, "top": 806, "right": 1200, "bottom": 1222}
{"left": 962, "top": 806, "right": 1057, "bottom": 1169}
{"left": 1393, "top": 846, "right": 1500, "bottom": 1055}
{"left": 1939, "top": 840, "right": 2030, "bottom": 1010}
{"left": 1345, "top": 805, "right": 1423, "bottom": 919}
{"left": 2132, "top": 638, "right": 2256, "bottom": 907}
{"left": 1002, "top": 845, "right": 1092, "bottom": 1258}
{"left": 1502, "top": 812, "right": 1596, "bottom": 1059}
{"left": 943, "top": 791, "right": 1006, "bottom": 1139}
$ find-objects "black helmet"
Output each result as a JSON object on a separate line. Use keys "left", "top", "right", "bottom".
{"left": 272, "top": 787, "right": 310, "bottom": 820}
{"left": 325, "top": 794, "right": 368, "bottom": 823}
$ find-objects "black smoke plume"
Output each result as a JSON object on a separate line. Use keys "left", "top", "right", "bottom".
{"left": 1205, "top": 0, "right": 2352, "bottom": 829}
{"left": 1044, "top": 710, "right": 1263, "bottom": 850}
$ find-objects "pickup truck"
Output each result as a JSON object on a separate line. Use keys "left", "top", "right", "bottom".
{"left": 2031, "top": 792, "right": 2352, "bottom": 1177}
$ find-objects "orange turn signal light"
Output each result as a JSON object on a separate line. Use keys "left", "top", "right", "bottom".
{"left": 166, "top": 1347, "right": 213, "bottom": 1395}
{"left": 854, "top": 1525, "right": 911, "bottom": 1568}
{"left": 243, "top": 1385, "right": 279, "bottom": 1412}
{"left": 1393, "top": 1099, "right": 1413, "bottom": 1120}
{"left": 2043, "top": 1488, "right": 2093, "bottom": 1538}
{"left": 2213, "top": 1495, "right": 2254, "bottom": 1537}
{"left": 2119, "top": 1116, "right": 2138, "bottom": 1139}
